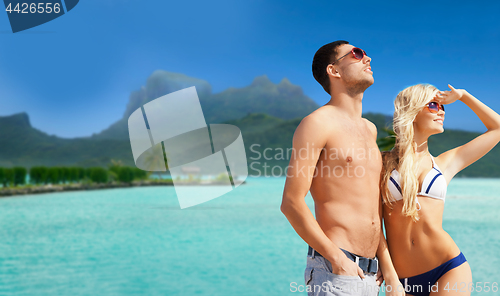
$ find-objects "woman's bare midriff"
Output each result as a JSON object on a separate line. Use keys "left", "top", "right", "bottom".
{"left": 384, "top": 196, "right": 461, "bottom": 278}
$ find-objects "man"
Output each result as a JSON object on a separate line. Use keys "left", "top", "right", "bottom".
{"left": 281, "top": 41, "right": 401, "bottom": 295}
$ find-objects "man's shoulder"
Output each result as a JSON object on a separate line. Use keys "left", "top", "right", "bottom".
{"left": 293, "top": 106, "right": 338, "bottom": 140}
{"left": 361, "top": 118, "right": 377, "bottom": 137}
{"left": 301, "top": 105, "right": 338, "bottom": 126}
{"left": 361, "top": 117, "right": 376, "bottom": 128}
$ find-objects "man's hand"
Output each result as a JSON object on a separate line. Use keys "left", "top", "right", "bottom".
{"left": 330, "top": 255, "right": 365, "bottom": 279}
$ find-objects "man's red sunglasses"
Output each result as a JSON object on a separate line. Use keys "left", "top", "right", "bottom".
{"left": 332, "top": 47, "right": 367, "bottom": 65}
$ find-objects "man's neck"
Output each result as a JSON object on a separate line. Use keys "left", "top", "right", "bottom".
{"left": 326, "top": 91, "right": 364, "bottom": 119}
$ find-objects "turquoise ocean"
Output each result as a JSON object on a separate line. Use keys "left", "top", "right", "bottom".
{"left": 1, "top": 177, "right": 499, "bottom": 295}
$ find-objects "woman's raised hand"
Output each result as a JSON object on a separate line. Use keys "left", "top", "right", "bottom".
{"left": 435, "top": 84, "right": 468, "bottom": 105}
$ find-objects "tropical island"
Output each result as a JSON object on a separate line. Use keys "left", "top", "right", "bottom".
{"left": 1, "top": 70, "right": 499, "bottom": 197}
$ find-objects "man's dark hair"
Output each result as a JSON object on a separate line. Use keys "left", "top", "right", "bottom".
{"left": 312, "top": 40, "right": 349, "bottom": 95}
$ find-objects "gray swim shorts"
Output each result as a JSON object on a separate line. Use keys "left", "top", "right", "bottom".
{"left": 304, "top": 255, "right": 379, "bottom": 296}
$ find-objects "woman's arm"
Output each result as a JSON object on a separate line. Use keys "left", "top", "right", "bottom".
{"left": 435, "top": 85, "right": 500, "bottom": 181}
{"left": 377, "top": 198, "right": 405, "bottom": 295}
{"left": 377, "top": 230, "right": 405, "bottom": 295}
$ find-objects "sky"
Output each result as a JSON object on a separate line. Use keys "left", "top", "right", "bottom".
{"left": 1, "top": 0, "right": 499, "bottom": 138}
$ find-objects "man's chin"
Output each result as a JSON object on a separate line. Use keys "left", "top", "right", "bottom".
{"left": 345, "top": 78, "right": 374, "bottom": 95}
{"left": 359, "top": 79, "right": 374, "bottom": 92}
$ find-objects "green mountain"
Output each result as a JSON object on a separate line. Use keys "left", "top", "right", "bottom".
{"left": 0, "top": 69, "right": 499, "bottom": 177}
{"left": 92, "top": 71, "right": 319, "bottom": 140}
{"left": 0, "top": 113, "right": 134, "bottom": 168}
{"left": 1, "top": 111, "right": 499, "bottom": 177}
{"left": 203, "top": 76, "right": 319, "bottom": 123}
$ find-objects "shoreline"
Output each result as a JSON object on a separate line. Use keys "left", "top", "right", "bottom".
{"left": 0, "top": 180, "right": 242, "bottom": 197}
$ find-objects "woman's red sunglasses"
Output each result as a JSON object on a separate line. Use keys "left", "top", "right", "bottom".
{"left": 332, "top": 47, "right": 367, "bottom": 64}
{"left": 426, "top": 102, "right": 445, "bottom": 113}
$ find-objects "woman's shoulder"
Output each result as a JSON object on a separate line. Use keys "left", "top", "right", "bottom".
{"left": 381, "top": 150, "right": 399, "bottom": 174}
{"left": 381, "top": 150, "right": 396, "bottom": 161}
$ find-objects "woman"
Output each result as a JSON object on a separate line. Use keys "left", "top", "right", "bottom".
{"left": 381, "top": 83, "right": 500, "bottom": 296}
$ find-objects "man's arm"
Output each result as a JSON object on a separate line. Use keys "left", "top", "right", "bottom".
{"left": 280, "top": 114, "right": 364, "bottom": 277}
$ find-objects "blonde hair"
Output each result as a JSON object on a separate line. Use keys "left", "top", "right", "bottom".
{"left": 381, "top": 84, "right": 439, "bottom": 221}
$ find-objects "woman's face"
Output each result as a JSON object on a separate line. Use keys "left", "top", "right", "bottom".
{"left": 413, "top": 100, "right": 445, "bottom": 136}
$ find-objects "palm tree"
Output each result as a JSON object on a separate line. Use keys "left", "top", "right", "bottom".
{"left": 377, "top": 127, "right": 396, "bottom": 152}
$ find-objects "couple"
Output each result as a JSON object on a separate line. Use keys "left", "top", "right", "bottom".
{"left": 281, "top": 40, "right": 500, "bottom": 296}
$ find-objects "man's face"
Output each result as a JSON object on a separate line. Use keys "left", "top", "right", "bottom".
{"left": 333, "top": 44, "right": 373, "bottom": 92}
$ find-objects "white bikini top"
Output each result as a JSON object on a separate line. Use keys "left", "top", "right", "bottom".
{"left": 388, "top": 155, "right": 447, "bottom": 210}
